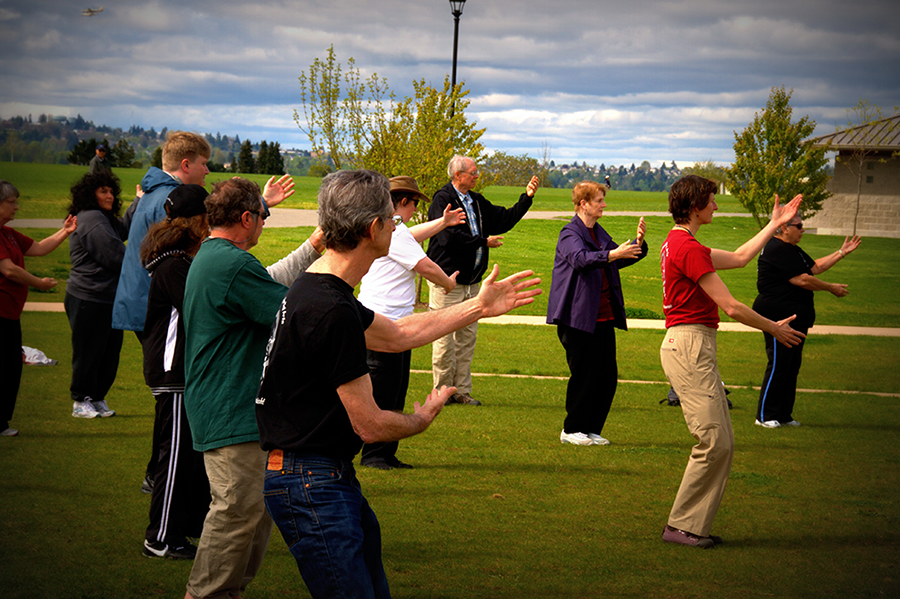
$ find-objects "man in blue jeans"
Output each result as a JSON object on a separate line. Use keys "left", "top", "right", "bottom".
{"left": 255, "top": 169, "right": 541, "bottom": 598}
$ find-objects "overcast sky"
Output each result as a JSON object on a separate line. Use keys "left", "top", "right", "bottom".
{"left": 1, "top": 0, "right": 898, "bottom": 167}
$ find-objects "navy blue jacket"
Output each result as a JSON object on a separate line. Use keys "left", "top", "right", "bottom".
{"left": 546, "top": 216, "right": 647, "bottom": 333}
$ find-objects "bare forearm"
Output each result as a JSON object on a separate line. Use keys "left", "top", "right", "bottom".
{"left": 719, "top": 299, "right": 779, "bottom": 335}
{"left": 731, "top": 221, "right": 779, "bottom": 266}
{"left": 415, "top": 258, "right": 454, "bottom": 291}
{"left": 355, "top": 410, "right": 431, "bottom": 444}
{"left": 409, "top": 219, "right": 446, "bottom": 244}
{"left": 368, "top": 300, "right": 482, "bottom": 353}
{"left": 1, "top": 262, "right": 46, "bottom": 288}
{"left": 790, "top": 273, "right": 833, "bottom": 291}
{"left": 811, "top": 251, "right": 842, "bottom": 274}
{"left": 27, "top": 227, "right": 70, "bottom": 257}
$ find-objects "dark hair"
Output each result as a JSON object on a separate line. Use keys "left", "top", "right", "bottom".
{"left": 68, "top": 172, "right": 123, "bottom": 216}
{"left": 204, "top": 178, "right": 262, "bottom": 228}
{"left": 668, "top": 175, "right": 717, "bottom": 224}
{"left": 140, "top": 214, "right": 209, "bottom": 267}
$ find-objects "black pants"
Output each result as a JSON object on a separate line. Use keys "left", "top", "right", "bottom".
{"left": 64, "top": 294, "right": 123, "bottom": 403}
{"left": 557, "top": 323, "right": 618, "bottom": 435}
{"left": 146, "top": 392, "right": 209, "bottom": 545}
{"left": 0, "top": 316, "right": 22, "bottom": 430}
{"left": 360, "top": 349, "right": 411, "bottom": 464}
{"left": 756, "top": 331, "right": 806, "bottom": 423}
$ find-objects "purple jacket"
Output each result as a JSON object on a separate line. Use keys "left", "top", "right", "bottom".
{"left": 546, "top": 216, "right": 647, "bottom": 333}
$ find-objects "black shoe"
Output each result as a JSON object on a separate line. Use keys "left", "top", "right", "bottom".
{"left": 142, "top": 539, "right": 197, "bottom": 560}
{"left": 361, "top": 459, "right": 393, "bottom": 470}
{"left": 140, "top": 474, "right": 154, "bottom": 495}
{"left": 386, "top": 457, "right": 414, "bottom": 469}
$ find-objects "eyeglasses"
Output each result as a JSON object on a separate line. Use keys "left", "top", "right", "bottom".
{"left": 248, "top": 210, "right": 268, "bottom": 221}
{"left": 786, "top": 223, "right": 804, "bottom": 230}
{"left": 464, "top": 170, "right": 479, "bottom": 178}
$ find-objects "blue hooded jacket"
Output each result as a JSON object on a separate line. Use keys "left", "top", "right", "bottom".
{"left": 111, "top": 167, "right": 180, "bottom": 331}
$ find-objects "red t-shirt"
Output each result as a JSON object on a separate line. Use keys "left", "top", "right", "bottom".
{"left": 660, "top": 229, "right": 718, "bottom": 328}
{"left": 0, "top": 226, "right": 35, "bottom": 319}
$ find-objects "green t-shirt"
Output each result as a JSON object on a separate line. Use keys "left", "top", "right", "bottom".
{"left": 183, "top": 238, "right": 288, "bottom": 452}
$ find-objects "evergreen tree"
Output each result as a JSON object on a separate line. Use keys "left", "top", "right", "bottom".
{"left": 257, "top": 141, "right": 270, "bottom": 174}
{"left": 237, "top": 139, "right": 255, "bottom": 173}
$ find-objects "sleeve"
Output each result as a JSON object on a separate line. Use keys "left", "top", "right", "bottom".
{"left": 230, "top": 259, "right": 289, "bottom": 327}
{"left": 78, "top": 212, "right": 126, "bottom": 274}
{"left": 321, "top": 302, "right": 373, "bottom": 389}
{"left": 266, "top": 239, "right": 322, "bottom": 286}
{"left": 388, "top": 226, "right": 426, "bottom": 271}
{"left": 481, "top": 191, "right": 533, "bottom": 235}
{"left": 158, "top": 258, "right": 191, "bottom": 314}
{"left": 679, "top": 240, "right": 715, "bottom": 283}
{"left": 0, "top": 229, "right": 34, "bottom": 259}
{"left": 557, "top": 226, "right": 609, "bottom": 272}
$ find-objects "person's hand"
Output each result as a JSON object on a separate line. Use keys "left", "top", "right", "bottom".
{"left": 443, "top": 271, "right": 459, "bottom": 294}
{"left": 63, "top": 214, "right": 78, "bottom": 234}
{"left": 840, "top": 235, "right": 861, "bottom": 257}
{"left": 475, "top": 264, "right": 542, "bottom": 318}
{"left": 487, "top": 235, "right": 504, "bottom": 248}
{"left": 635, "top": 216, "right": 646, "bottom": 245}
{"left": 412, "top": 385, "right": 454, "bottom": 424}
{"left": 309, "top": 226, "right": 326, "bottom": 254}
{"left": 262, "top": 174, "right": 295, "bottom": 208}
{"left": 830, "top": 283, "right": 849, "bottom": 298}
{"left": 771, "top": 193, "right": 803, "bottom": 228}
{"left": 443, "top": 204, "right": 466, "bottom": 227}
{"left": 609, "top": 239, "right": 643, "bottom": 261}
{"left": 525, "top": 176, "right": 540, "bottom": 198}
{"left": 772, "top": 314, "right": 806, "bottom": 347}
{"left": 135, "top": 184, "right": 144, "bottom": 199}
{"left": 34, "top": 277, "right": 57, "bottom": 291}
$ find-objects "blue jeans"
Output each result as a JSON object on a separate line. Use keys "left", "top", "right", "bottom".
{"left": 264, "top": 452, "right": 391, "bottom": 599}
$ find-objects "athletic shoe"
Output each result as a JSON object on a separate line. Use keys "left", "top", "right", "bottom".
{"left": 140, "top": 474, "right": 154, "bottom": 495}
{"left": 588, "top": 433, "right": 610, "bottom": 445}
{"left": 560, "top": 430, "right": 594, "bottom": 446}
{"left": 661, "top": 525, "right": 715, "bottom": 549}
{"left": 72, "top": 400, "right": 99, "bottom": 419}
{"left": 91, "top": 399, "right": 116, "bottom": 418}
{"left": 447, "top": 393, "right": 482, "bottom": 406}
{"left": 1, "top": 428, "right": 18, "bottom": 437}
{"left": 361, "top": 458, "right": 394, "bottom": 470}
{"left": 386, "top": 456, "right": 414, "bottom": 469}
{"left": 781, "top": 420, "right": 801, "bottom": 427}
{"left": 754, "top": 419, "right": 781, "bottom": 428}
{"left": 142, "top": 539, "right": 197, "bottom": 560}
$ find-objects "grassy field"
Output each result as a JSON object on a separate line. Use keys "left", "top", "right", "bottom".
{"left": 1, "top": 313, "right": 898, "bottom": 599}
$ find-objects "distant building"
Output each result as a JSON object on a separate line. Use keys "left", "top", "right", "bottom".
{"left": 806, "top": 115, "right": 900, "bottom": 238}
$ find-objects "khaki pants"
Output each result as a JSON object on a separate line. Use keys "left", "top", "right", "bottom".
{"left": 660, "top": 325, "right": 734, "bottom": 537}
{"left": 187, "top": 442, "right": 273, "bottom": 599}
{"left": 428, "top": 281, "right": 480, "bottom": 394}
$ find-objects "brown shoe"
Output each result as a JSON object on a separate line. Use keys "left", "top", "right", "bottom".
{"left": 448, "top": 393, "right": 481, "bottom": 406}
{"left": 661, "top": 525, "right": 715, "bottom": 548}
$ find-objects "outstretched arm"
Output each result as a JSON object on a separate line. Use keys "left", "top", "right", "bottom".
{"left": 789, "top": 273, "right": 849, "bottom": 297}
{"left": 699, "top": 271, "right": 805, "bottom": 347}
{"left": 25, "top": 215, "right": 77, "bottom": 257}
{"left": 0, "top": 258, "right": 57, "bottom": 291}
{"left": 262, "top": 174, "right": 296, "bottom": 208}
{"left": 338, "top": 375, "right": 451, "bottom": 444}
{"left": 414, "top": 257, "right": 457, "bottom": 294}
{"left": 710, "top": 194, "right": 802, "bottom": 270}
{"left": 812, "top": 235, "right": 861, "bottom": 275}
{"left": 364, "top": 265, "right": 541, "bottom": 352}
{"left": 409, "top": 204, "right": 466, "bottom": 243}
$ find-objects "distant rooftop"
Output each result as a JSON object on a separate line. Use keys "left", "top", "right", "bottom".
{"left": 808, "top": 114, "right": 900, "bottom": 151}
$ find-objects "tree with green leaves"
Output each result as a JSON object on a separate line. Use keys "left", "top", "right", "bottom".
{"left": 481, "top": 151, "right": 541, "bottom": 187}
{"left": 257, "top": 141, "right": 270, "bottom": 174}
{"left": 683, "top": 160, "right": 729, "bottom": 188}
{"left": 295, "top": 46, "right": 485, "bottom": 204}
{"left": 110, "top": 138, "right": 138, "bottom": 168}
{"left": 727, "top": 86, "right": 831, "bottom": 227}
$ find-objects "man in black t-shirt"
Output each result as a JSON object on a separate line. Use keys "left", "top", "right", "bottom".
{"left": 255, "top": 169, "right": 541, "bottom": 598}
{"left": 752, "top": 215, "right": 861, "bottom": 428}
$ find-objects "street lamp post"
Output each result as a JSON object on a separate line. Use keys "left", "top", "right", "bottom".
{"left": 449, "top": 0, "right": 466, "bottom": 117}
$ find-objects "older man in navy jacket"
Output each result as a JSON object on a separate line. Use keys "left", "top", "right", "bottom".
{"left": 546, "top": 181, "right": 647, "bottom": 446}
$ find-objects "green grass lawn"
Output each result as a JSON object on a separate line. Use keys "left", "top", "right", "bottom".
{"left": 2, "top": 313, "right": 898, "bottom": 599}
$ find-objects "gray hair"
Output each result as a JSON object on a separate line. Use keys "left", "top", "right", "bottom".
{"left": 447, "top": 155, "right": 473, "bottom": 180}
{"left": 0, "top": 180, "right": 19, "bottom": 203}
{"left": 318, "top": 170, "right": 393, "bottom": 251}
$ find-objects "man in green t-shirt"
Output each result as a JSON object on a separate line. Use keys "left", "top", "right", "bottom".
{"left": 182, "top": 177, "right": 322, "bottom": 599}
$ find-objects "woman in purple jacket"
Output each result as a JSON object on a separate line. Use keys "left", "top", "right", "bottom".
{"left": 546, "top": 181, "right": 647, "bottom": 446}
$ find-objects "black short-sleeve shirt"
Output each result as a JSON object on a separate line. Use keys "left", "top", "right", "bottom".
{"left": 752, "top": 237, "right": 815, "bottom": 330}
{"left": 256, "top": 272, "right": 375, "bottom": 459}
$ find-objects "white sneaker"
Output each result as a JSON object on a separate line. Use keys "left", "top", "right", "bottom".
{"left": 560, "top": 430, "right": 594, "bottom": 446}
{"left": 754, "top": 419, "right": 781, "bottom": 428}
{"left": 72, "top": 400, "right": 99, "bottom": 419}
{"left": 1, "top": 428, "right": 18, "bottom": 437}
{"left": 781, "top": 420, "right": 801, "bottom": 427}
{"left": 92, "top": 399, "right": 116, "bottom": 418}
{"left": 588, "top": 433, "right": 610, "bottom": 445}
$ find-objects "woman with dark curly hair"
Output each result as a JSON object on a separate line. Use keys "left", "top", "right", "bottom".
{"left": 66, "top": 171, "right": 136, "bottom": 419}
